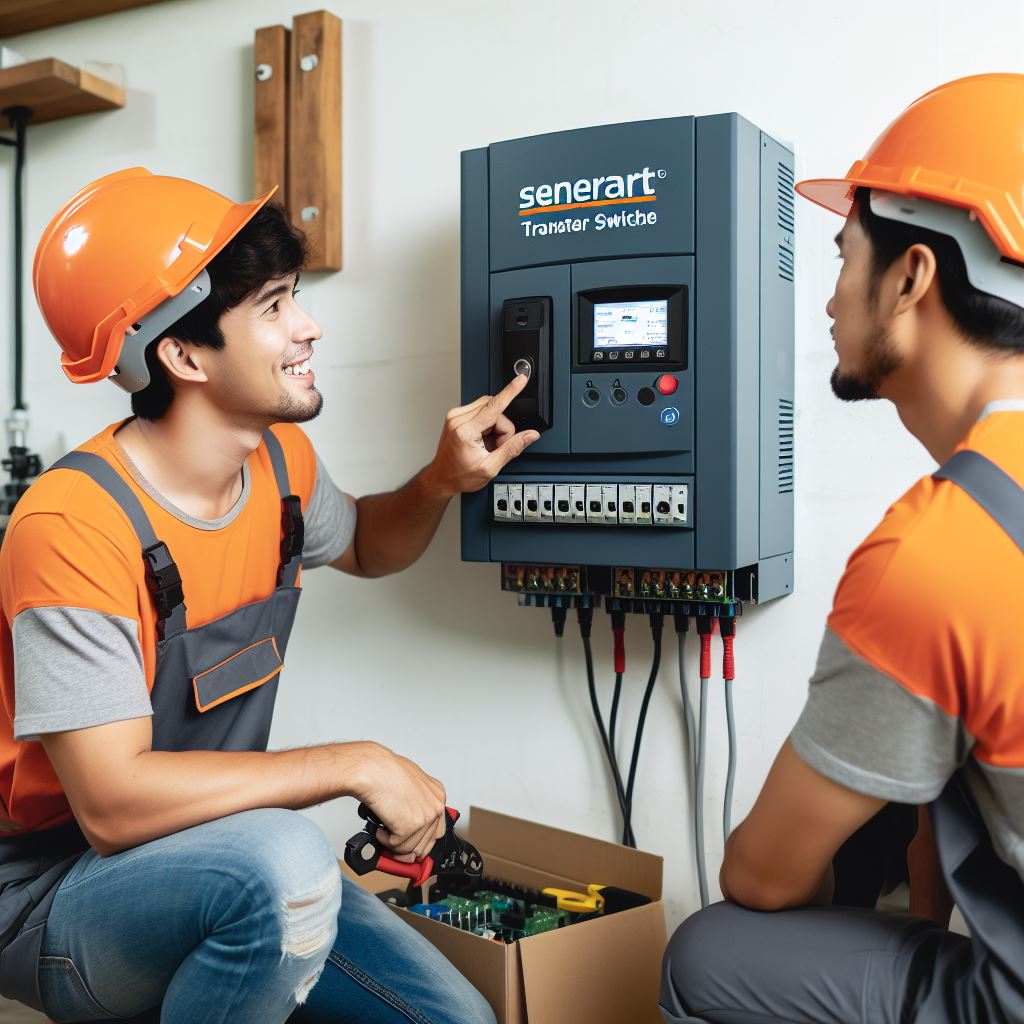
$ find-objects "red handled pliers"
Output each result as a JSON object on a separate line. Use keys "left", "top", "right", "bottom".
{"left": 344, "top": 804, "right": 484, "bottom": 890}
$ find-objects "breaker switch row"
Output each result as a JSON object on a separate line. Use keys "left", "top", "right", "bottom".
{"left": 493, "top": 482, "right": 690, "bottom": 527}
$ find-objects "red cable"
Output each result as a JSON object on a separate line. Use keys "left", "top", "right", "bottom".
{"left": 697, "top": 617, "right": 715, "bottom": 679}
{"left": 722, "top": 635, "right": 735, "bottom": 682}
{"left": 613, "top": 627, "right": 626, "bottom": 674}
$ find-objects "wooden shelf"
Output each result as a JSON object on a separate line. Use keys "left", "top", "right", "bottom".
{"left": 0, "top": 58, "right": 124, "bottom": 127}
{"left": 0, "top": 0, "right": 170, "bottom": 36}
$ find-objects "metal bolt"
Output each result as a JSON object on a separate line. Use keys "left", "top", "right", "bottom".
{"left": 300, "top": 207, "right": 320, "bottom": 222}
{"left": 300, "top": 54, "right": 319, "bottom": 72}
{"left": 255, "top": 63, "right": 273, "bottom": 81}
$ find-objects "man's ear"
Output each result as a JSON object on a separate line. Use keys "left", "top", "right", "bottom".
{"left": 893, "top": 243, "right": 938, "bottom": 314}
{"left": 153, "top": 335, "right": 209, "bottom": 385}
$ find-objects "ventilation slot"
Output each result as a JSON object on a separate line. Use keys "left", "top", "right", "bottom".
{"left": 778, "top": 243, "right": 794, "bottom": 282}
{"left": 777, "top": 162, "right": 795, "bottom": 233}
{"left": 778, "top": 399, "right": 794, "bottom": 494}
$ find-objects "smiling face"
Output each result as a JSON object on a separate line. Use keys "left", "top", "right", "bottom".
{"left": 826, "top": 204, "right": 903, "bottom": 402}
{"left": 202, "top": 272, "right": 324, "bottom": 424}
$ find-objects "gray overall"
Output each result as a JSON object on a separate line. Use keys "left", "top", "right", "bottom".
{"left": 0, "top": 430, "right": 305, "bottom": 1012}
{"left": 660, "top": 449, "right": 1024, "bottom": 1024}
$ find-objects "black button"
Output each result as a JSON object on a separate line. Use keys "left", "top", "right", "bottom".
{"left": 575, "top": 500, "right": 585, "bottom": 512}
{"left": 497, "top": 499, "right": 508, "bottom": 511}
{"left": 527, "top": 499, "right": 538, "bottom": 512}
{"left": 611, "top": 386, "right": 627, "bottom": 405}
{"left": 543, "top": 500, "right": 552, "bottom": 511}
{"left": 622, "top": 501, "right": 635, "bottom": 513}
{"left": 558, "top": 500, "right": 570, "bottom": 512}
{"left": 641, "top": 502, "right": 651, "bottom": 513}
{"left": 656, "top": 501, "right": 670, "bottom": 514}
{"left": 513, "top": 500, "right": 522, "bottom": 512}
{"left": 637, "top": 387, "right": 656, "bottom": 406}
{"left": 609, "top": 352, "right": 619, "bottom": 360}
{"left": 589, "top": 501, "right": 601, "bottom": 513}
{"left": 608, "top": 502, "right": 617, "bottom": 512}
{"left": 583, "top": 388, "right": 600, "bottom": 407}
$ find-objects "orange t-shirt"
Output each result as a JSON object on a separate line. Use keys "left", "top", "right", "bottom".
{"left": 791, "top": 405, "right": 1024, "bottom": 881}
{"left": 0, "top": 421, "right": 337, "bottom": 835}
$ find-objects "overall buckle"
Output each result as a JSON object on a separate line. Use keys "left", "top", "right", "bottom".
{"left": 278, "top": 495, "right": 305, "bottom": 583}
{"left": 142, "top": 541, "right": 185, "bottom": 620}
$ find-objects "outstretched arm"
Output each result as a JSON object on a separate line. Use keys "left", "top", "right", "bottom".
{"left": 331, "top": 373, "right": 538, "bottom": 577}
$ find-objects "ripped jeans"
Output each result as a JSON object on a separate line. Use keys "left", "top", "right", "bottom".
{"left": 39, "top": 809, "right": 495, "bottom": 1024}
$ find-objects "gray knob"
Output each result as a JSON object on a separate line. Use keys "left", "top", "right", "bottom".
{"left": 513, "top": 358, "right": 532, "bottom": 379}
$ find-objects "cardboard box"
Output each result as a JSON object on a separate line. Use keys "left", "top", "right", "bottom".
{"left": 350, "top": 807, "right": 666, "bottom": 1024}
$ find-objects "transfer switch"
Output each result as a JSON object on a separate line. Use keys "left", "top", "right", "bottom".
{"left": 461, "top": 113, "right": 795, "bottom": 603}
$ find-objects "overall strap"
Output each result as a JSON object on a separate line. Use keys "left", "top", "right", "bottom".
{"left": 933, "top": 449, "right": 1024, "bottom": 554}
{"left": 47, "top": 452, "right": 188, "bottom": 639}
{"left": 262, "top": 429, "right": 304, "bottom": 588}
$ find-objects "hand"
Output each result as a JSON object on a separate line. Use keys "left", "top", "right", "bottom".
{"left": 355, "top": 744, "right": 447, "bottom": 860}
{"left": 425, "top": 374, "right": 541, "bottom": 498}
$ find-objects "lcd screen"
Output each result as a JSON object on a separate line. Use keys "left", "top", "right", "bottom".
{"left": 593, "top": 300, "right": 668, "bottom": 348}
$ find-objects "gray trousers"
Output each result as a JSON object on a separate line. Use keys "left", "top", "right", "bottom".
{"left": 660, "top": 902, "right": 980, "bottom": 1024}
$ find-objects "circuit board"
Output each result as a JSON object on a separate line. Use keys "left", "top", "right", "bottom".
{"left": 407, "top": 882, "right": 582, "bottom": 943}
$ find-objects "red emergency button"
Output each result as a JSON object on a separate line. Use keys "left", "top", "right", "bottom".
{"left": 656, "top": 374, "right": 679, "bottom": 396}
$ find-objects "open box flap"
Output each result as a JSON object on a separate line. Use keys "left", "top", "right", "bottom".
{"left": 468, "top": 807, "right": 663, "bottom": 901}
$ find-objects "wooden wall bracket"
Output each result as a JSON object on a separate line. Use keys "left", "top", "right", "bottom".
{"left": 254, "top": 10, "right": 342, "bottom": 272}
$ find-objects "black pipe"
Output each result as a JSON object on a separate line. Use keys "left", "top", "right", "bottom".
{"left": 2, "top": 107, "right": 30, "bottom": 412}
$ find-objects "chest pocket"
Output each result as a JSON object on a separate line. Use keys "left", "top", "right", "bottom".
{"left": 193, "top": 636, "right": 283, "bottom": 712}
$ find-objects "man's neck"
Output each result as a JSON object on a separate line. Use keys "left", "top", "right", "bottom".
{"left": 117, "top": 398, "right": 268, "bottom": 521}
{"left": 884, "top": 340, "right": 1024, "bottom": 464}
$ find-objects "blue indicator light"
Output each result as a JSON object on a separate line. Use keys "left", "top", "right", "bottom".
{"left": 660, "top": 406, "right": 680, "bottom": 426}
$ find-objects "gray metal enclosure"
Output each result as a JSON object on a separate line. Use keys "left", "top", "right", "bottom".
{"left": 460, "top": 114, "right": 794, "bottom": 602}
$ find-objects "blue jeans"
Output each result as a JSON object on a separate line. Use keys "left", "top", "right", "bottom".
{"left": 38, "top": 809, "right": 495, "bottom": 1024}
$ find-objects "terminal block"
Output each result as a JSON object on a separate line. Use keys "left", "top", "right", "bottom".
{"left": 494, "top": 481, "right": 687, "bottom": 527}
{"left": 613, "top": 567, "right": 729, "bottom": 602}
{"left": 502, "top": 563, "right": 586, "bottom": 596}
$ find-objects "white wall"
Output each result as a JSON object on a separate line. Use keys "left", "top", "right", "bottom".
{"left": 2, "top": 0, "right": 1022, "bottom": 930}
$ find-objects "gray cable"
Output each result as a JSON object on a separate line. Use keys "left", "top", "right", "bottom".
{"left": 678, "top": 631, "right": 697, "bottom": 779}
{"left": 695, "top": 675, "right": 710, "bottom": 909}
{"left": 724, "top": 681, "right": 736, "bottom": 842}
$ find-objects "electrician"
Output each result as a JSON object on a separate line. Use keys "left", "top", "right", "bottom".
{"left": 0, "top": 171, "right": 537, "bottom": 1022}
{"left": 662, "top": 74, "right": 1024, "bottom": 1023}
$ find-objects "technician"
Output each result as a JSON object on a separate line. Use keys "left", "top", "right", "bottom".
{"left": 0, "top": 170, "right": 538, "bottom": 1022}
{"left": 661, "top": 74, "right": 1024, "bottom": 1023}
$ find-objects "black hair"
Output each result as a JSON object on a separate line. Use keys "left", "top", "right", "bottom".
{"left": 855, "top": 186, "right": 1024, "bottom": 354}
{"left": 131, "top": 201, "right": 308, "bottom": 420}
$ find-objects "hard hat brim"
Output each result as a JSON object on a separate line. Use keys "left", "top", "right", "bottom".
{"left": 794, "top": 178, "right": 857, "bottom": 218}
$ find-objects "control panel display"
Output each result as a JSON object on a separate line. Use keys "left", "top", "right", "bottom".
{"left": 594, "top": 300, "right": 668, "bottom": 349}
{"left": 576, "top": 284, "right": 686, "bottom": 371}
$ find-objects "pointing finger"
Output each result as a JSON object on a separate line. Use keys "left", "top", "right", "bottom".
{"left": 470, "top": 373, "right": 530, "bottom": 430}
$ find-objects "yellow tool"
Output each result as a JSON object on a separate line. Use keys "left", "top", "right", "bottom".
{"left": 542, "top": 884, "right": 606, "bottom": 913}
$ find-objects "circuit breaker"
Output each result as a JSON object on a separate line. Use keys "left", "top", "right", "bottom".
{"left": 460, "top": 114, "right": 795, "bottom": 605}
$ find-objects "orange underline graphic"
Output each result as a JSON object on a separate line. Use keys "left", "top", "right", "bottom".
{"left": 519, "top": 194, "right": 658, "bottom": 217}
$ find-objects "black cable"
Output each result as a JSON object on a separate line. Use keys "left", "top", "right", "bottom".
{"left": 608, "top": 671, "right": 623, "bottom": 759}
{"left": 622, "top": 612, "right": 664, "bottom": 846}
{"left": 3, "top": 107, "right": 30, "bottom": 411}
{"left": 578, "top": 606, "right": 635, "bottom": 847}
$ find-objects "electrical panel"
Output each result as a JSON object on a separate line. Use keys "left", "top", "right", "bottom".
{"left": 460, "top": 115, "right": 795, "bottom": 605}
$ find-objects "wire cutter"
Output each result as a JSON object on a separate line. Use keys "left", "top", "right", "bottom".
{"left": 344, "top": 804, "right": 484, "bottom": 891}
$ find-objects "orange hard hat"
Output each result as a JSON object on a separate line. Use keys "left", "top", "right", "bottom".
{"left": 796, "top": 73, "right": 1024, "bottom": 264}
{"left": 33, "top": 168, "right": 276, "bottom": 391}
